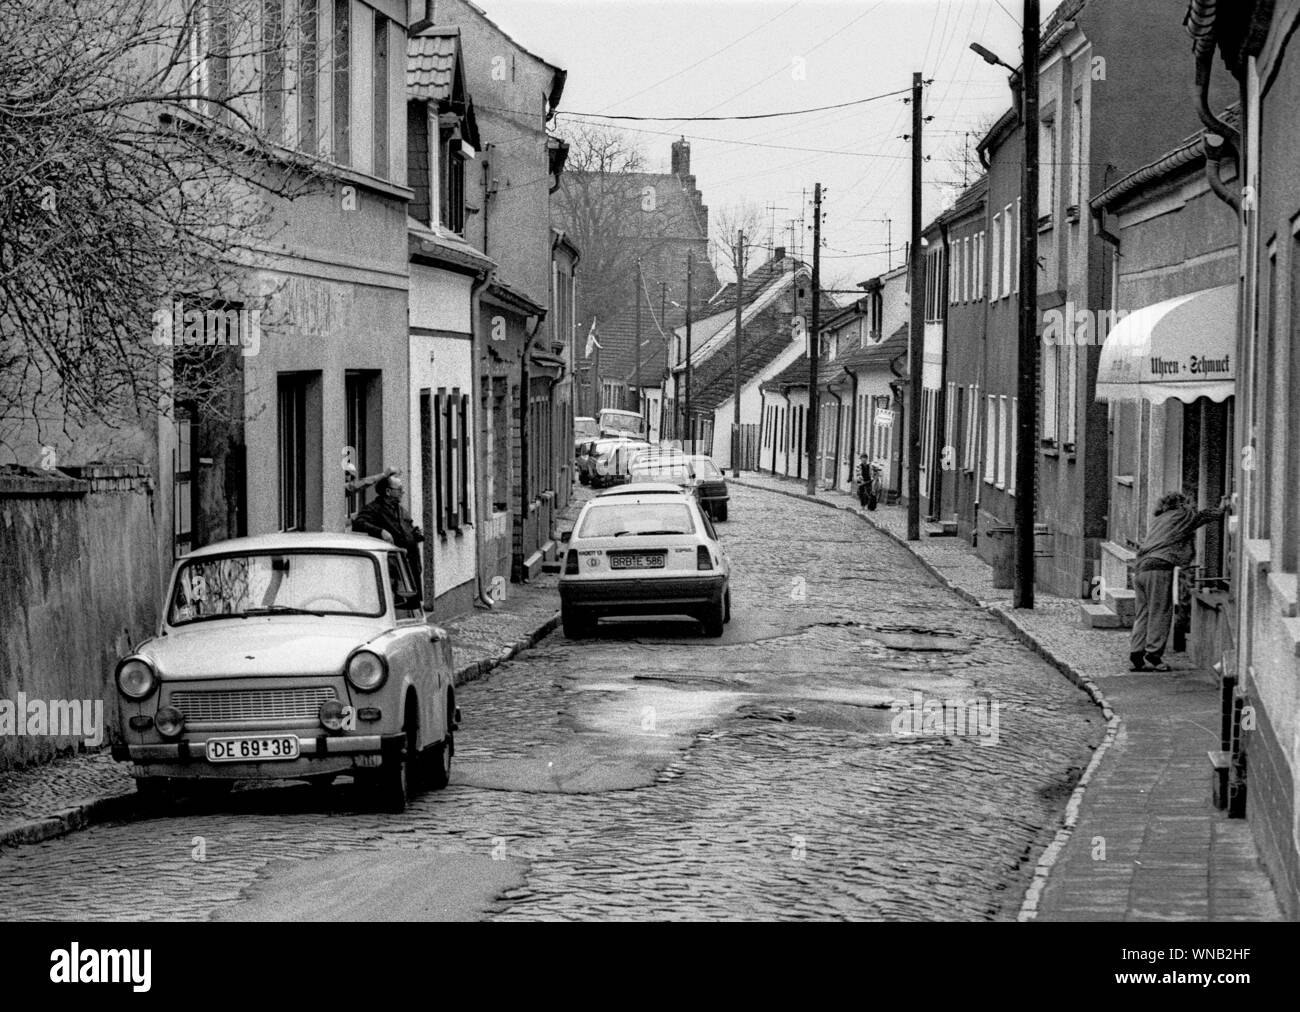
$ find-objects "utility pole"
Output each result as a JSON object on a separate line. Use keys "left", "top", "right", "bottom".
{"left": 907, "top": 71, "right": 924, "bottom": 541}
{"left": 634, "top": 259, "right": 642, "bottom": 419}
{"left": 733, "top": 230, "right": 744, "bottom": 477}
{"left": 1015, "top": 0, "right": 1041, "bottom": 608}
{"left": 805, "top": 183, "right": 822, "bottom": 495}
{"left": 685, "top": 250, "right": 694, "bottom": 452}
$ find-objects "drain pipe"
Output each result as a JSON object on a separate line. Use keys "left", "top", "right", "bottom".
{"left": 471, "top": 270, "right": 497, "bottom": 609}
{"left": 844, "top": 365, "right": 860, "bottom": 485}
{"left": 1188, "top": 0, "right": 1241, "bottom": 212}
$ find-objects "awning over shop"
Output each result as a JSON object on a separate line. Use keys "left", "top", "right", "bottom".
{"left": 1095, "top": 284, "right": 1236, "bottom": 404}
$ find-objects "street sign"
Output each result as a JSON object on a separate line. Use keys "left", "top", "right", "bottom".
{"left": 875, "top": 408, "right": 894, "bottom": 426}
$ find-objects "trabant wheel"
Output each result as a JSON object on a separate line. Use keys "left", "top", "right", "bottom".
{"left": 376, "top": 712, "right": 417, "bottom": 814}
{"left": 716, "top": 502, "right": 728, "bottom": 522}
{"left": 563, "top": 604, "right": 593, "bottom": 639}
{"left": 426, "top": 731, "right": 453, "bottom": 791}
{"left": 701, "top": 595, "right": 725, "bottom": 638}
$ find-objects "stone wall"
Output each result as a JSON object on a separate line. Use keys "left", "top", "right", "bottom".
{"left": 0, "top": 465, "right": 160, "bottom": 770}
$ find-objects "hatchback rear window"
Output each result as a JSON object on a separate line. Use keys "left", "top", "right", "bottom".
{"left": 578, "top": 502, "right": 696, "bottom": 538}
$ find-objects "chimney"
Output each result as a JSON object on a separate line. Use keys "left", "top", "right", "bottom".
{"left": 774, "top": 246, "right": 786, "bottom": 263}
{"left": 670, "top": 137, "right": 690, "bottom": 177}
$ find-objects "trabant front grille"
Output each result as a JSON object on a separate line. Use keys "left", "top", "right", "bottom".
{"left": 171, "top": 687, "right": 337, "bottom": 723}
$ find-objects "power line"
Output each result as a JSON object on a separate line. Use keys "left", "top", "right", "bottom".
{"left": 563, "top": 88, "right": 910, "bottom": 123}
{"left": 591, "top": 0, "right": 803, "bottom": 114}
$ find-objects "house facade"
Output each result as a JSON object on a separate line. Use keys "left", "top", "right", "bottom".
{"left": 433, "top": 0, "right": 569, "bottom": 587}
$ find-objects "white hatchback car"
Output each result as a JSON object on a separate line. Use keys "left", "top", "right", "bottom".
{"left": 558, "top": 486, "right": 732, "bottom": 637}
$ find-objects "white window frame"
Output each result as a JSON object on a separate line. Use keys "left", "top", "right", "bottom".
{"left": 984, "top": 394, "right": 997, "bottom": 485}
{"left": 1003, "top": 206, "right": 1014, "bottom": 299}
{"left": 1070, "top": 93, "right": 1084, "bottom": 209}
{"left": 1008, "top": 397, "right": 1018, "bottom": 495}
{"left": 1065, "top": 340, "right": 1079, "bottom": 445}
{"left": 1014, "top": 198, "right": 1021, "bottom": 295}
{"left": 965, "top": 383, "right": 979, "bottom": 471}
{"left": 1043, "top": 338, "right": 1059, "bottom": 443}
{"left": 991, "top": 216, "right": 1002, "bottom": 299}
{"left": 996, "top": 395, "right": 1008, "bottom": 489}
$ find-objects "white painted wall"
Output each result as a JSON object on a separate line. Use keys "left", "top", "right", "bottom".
{"left": 409, "top": 265, "right": 477, "bottom": 601}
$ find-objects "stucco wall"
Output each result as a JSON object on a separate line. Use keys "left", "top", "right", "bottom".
{"left": 0, "top": 467, "right": 160, "bottom": 770}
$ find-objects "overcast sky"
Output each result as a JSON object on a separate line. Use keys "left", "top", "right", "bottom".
{"left": 476, "top": 0, "right": 1065, "bottom": 292}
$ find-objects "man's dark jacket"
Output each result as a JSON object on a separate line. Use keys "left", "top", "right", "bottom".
{"left": 352, "top": 496, "right": 425, "bottom": 598}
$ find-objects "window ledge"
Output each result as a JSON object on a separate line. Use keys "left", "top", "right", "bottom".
{"left": 1267, "top": 569, "right": 1297, "bottom": 618}
{"left": 1041, "top": 448, "right": 1060, "bottom": 459}
{"left": 1244, "top": 538, "right": 1272, "bottom": 578}
{"left": 1038, "top": 215, "right": 1054, "bottom": 233}
{"left": 1116, "top": 474, "right": 1135, "bottom": 487}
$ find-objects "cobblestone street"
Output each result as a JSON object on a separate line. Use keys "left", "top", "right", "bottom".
{"left": 0, "top": 485, "right": 1103, "bottom": 921}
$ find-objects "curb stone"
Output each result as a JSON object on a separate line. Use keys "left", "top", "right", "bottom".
{"left": 731, "top": 476, "right": 1121, "bottom": 922}
{"left": 0, "top": 610, "right": 564, "bottom": 852}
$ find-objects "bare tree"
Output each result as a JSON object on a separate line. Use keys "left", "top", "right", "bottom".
{"left": 708, "top": 201, "right": 767, "bottom": 292}
{"left": 0, "top": 0, "right": 328, "bottom": 458}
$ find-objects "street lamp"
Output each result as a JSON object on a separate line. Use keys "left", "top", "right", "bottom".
{"left": 969, "top": 42, "right": 1015, "bottom": 72}
{"left": 970, "top": 3, "right": 1040, "bottom": 610}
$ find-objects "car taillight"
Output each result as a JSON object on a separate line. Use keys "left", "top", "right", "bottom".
{"left": 697, "top": 546, "right": 713, "bottom": 571}
{"left": 565, "top": 549, "right": 579, "bottom": 574}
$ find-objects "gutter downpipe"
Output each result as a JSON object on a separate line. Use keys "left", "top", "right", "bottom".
{"left": 471, "top": 270, "right": 496, "bottom": 609}
{"left": 517, "top": 313, "right": 546, "bottom": 583}
{"left": 826, "top": 381, "right": 843, "bottom": 489}
{"left": 1189, "top": 0, "right": 1242, "bottom": 212}
{"left": 845, "top": 366, "right": 859, "bottom": 488}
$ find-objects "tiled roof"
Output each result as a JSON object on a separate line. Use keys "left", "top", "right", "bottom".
{"left": 582, "top": 302, "right": 681, "bottom": 387}
{"left": 408, "top": 30, "right": 459, "bottom": 102}
{"left": 764, "top": 324, "right": 909, "bottom": 392}
{"left": 708, "top": 254, "right": 809, "bottom": 316}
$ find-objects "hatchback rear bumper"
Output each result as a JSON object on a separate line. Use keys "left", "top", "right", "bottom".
{"left": 560, "top": 575, "right": 726, "bottom": 614}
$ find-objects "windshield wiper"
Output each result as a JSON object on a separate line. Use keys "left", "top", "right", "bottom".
{"left": 243, "top": 605, "right": 327, "bottom": 617}
{"left": 623, "top": 529, "right": 685, "bottom": 537}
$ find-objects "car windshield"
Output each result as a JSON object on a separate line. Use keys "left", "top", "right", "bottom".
{"left": 691, "top": 458, "right": 722, "bottom": 479}
{"left": 599, "top": 411, "right": 645, "bottom": 437}
{"left": 579, "top": 502, "right": 696, "bottom": 538}
{"left": 168, "top": 551, "right": 384, "bottom": 625}
{"left": 630, "top": 460, "right": 691, "bottom": 480}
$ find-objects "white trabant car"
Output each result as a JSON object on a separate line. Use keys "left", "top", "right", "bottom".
{"left": 558, "top": 483, "right": 732, "bottom": 638}
{"left": 111, "top": 532, "right": 458, "bottom": 813}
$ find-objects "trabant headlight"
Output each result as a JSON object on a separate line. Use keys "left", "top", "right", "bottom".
{"left": 345, "top": 650, "right": 388, "bottom": 692}
{"left": 116, "top": 658, "right": 158, "bottom": 700}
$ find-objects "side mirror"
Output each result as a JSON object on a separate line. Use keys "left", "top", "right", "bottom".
{"left": 560, "top": 530, "right": 571, "bottom": 542}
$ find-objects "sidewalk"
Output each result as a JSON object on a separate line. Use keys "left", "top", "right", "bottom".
{"left": 733, "top": 471, "right": 1286, "bottom": 922}
{"left": 0, "top": 549, "right": 569, "bottom": 852}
